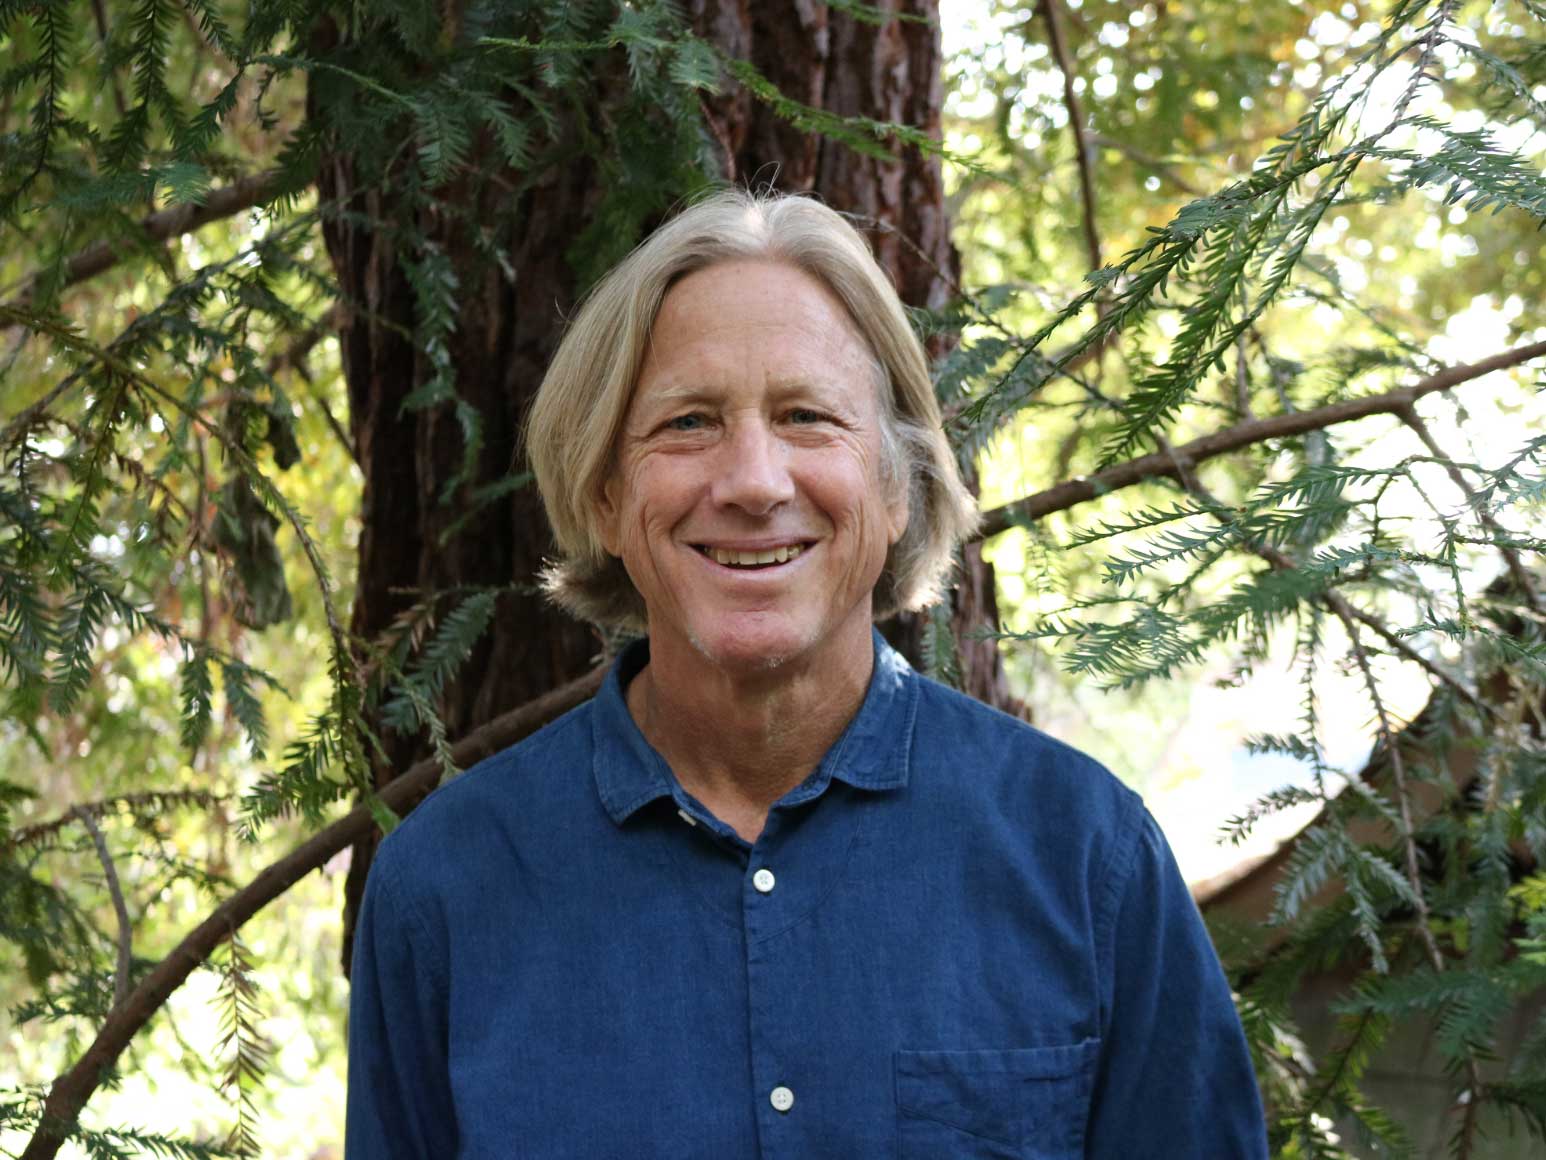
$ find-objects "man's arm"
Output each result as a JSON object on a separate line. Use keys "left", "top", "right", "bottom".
{"left": 345, "top": 841, "right": 458, "bottom": 1159}
{"left": 1086, "top": 809, "right": 1269, "bottom": 1158}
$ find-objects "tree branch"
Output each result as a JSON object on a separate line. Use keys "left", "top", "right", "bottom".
{"left": 973, "top": 339, "right": 1546, "bottom": 541}
{"left": 1040, "top": 0, "right": 1103, "bottom": 274}
{"left": 69, "top": 806, "right": 132, "bottom": 1011}
{"left": 1339, "top": 611, "right": 1443, "bottom": 969}
{"left": 1154, "top": 437, "right": 1485, "bottom": 712}
{"left": 1339, "top": 597, "right": 1482, "bottom": 712}
{"left": 1397, "top": 404, "right": 1540, "bottom": 615}
{"left": 10, "top": 790, "right": 225, "bottom": 852}
{"left": 89, "top": 0, "right": 128, "bottom": 117}
{"left": 266, "top": 305, "right": 354, "bottom": 462}
{"left": 1335, "top": 602, "right": 1486, "bottom": 1147}
{"left": 0, "top": 170, "right": 284, "bottom": 314}
{"left": 1089, "top": 132, "right": 1201, "bottom": 195}
{"left": 20, "top": 663, "right": 605, "bottom": 1160}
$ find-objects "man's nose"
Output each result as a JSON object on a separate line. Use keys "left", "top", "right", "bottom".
{"left": 711, "top": 420, "right": 795, "bottom": 515}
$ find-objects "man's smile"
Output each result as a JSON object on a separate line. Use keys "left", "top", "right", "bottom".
{"left": 692, "top": 540, "right": 815, "bottom": 569}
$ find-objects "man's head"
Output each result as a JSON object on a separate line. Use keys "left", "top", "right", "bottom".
{"left": 526, "top": 189, "right": 979, "bottom": 632}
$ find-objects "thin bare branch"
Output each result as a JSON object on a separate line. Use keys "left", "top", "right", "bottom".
{"left": 1040, "top": 0, "right": 1103, "bottom": 274}
{"left": 974, "top": 339, "right": 1546, "bottom": 541}
{"left": 1338, "top": 598, "right": 1482, "bottom": 713}
{"left": 1157, "top": 428, "right": 1486, "bottom": 711}
{"left": 20, "top": 663, "right": 606, "bottom": 1160}
{"left": 1089, "top": 132, "right": 1201, "bottom": 195}
{"left": 266, "top": 305, "right": 354, "bottom": 462}
{"left": 196, "top": 430, "right": 213, "bottom": 648}
{"left": 849, "top": 210, "right": 1117, "bottom": 413}
{"left": 69, "top": 806, "right": 132, "bottom": 1011}
{"left": 89, "top": 0, "right": 128, "bottom": 117}
{"left": 1397, "top": 405, "right": 1540, "bottom": 615}
{"left": 1335, "top": 610, "right": 1451, "bottom": 966}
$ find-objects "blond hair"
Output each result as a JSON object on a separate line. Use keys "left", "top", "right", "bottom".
{"left": 525, "top": 189, "right": 980, "bottom": 629}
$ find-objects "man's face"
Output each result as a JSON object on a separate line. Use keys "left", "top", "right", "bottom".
{"left": 597, "top": 259, "right": 908, "bottom": 675}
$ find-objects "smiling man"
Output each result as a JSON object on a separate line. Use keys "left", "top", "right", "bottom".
{"left": 344, "top": 191, "right": 1269, "bottom": 1159}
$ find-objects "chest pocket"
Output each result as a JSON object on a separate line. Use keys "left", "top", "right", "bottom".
{"left": 895, "top": 1039, "right": 1099, "bottom": 1160}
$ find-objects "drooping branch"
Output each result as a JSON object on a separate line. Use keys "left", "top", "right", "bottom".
{"left": 1338, "top": 611, "right": 1445, "bottom": 972}
{"left": 972, "top": 339, "right": 1546, "bottom": 542}
{"left": 8, "top": 791, "right": 226, "bottom": 852}
{"left": 89, "top": 0, "right": 128, "bottom": 117}
{"left": 1335, "top": 605, "right": 1487, "bottom": 1155}
{"left": 0, "top": 304, "right": 360, "bottom": 733}
{"left": 0, "top": 170, "right": 284, "bottom": 313}
{"left": 1153, "top": 430, "right": 1486, "bottom": 714}
{"left": 1039, "top": 0, "right": 1102, "bottom": 274}
{"left": 1397, "top": 404, "right": 1540, "bottom": 615}
{"left": 19, "top": 664, "right": 606, "bottom": 1160}
{"left": 266, "top": 304, "right": 353, "bottom": 462}
{"left": 69, "top": 806, "right": 132, "bottom": 1011}
{"left": 1089, "top": 132, "right": 1200, "bottom": 195}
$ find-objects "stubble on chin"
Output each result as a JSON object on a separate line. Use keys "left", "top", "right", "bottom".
{"left": 686, "top": 622, "right": 797, "bottom": 675}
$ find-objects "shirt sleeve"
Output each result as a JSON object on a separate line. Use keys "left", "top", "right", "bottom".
{"left": 345, "top": 840, "right": 458, "bottom": 1159}
{"left": 1085, "top": 808, "right": 1269, "bottom": 1159}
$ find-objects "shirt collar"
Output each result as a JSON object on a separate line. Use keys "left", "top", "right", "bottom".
{"left": 592, "top": 627, "right": 918, "bottom": 827}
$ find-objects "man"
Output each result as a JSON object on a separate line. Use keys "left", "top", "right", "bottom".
{"left": 345, "top": 190, "right": 1269, "bottom": 1158}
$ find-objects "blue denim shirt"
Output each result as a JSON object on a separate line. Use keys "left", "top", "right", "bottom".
{"left": 346, "top": 632, "right": 1268, "bottom": 1158}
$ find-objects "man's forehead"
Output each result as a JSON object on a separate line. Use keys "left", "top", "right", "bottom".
{"left": 635, "top": 373, "right": 861, "bottom": 401}
{"left": 623, "top": 368, "right": 879, "bottom": 419}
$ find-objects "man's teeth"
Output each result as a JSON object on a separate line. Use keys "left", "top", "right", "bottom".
{"left": 707, "top": 544, "right": 804, "bottom": 567}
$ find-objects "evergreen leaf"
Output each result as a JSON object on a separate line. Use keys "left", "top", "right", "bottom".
{"left": 221, "top": 662, "right": 269, "bottom": 760}
{"left": 179, "top": 648, "right": 214, "bottom": 755}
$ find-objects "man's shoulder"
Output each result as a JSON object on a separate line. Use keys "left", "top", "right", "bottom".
{"left": 377, "top": 697, "right": 595, "bottom": 854}
{"left": 909, "top": 671, "right": 1142, "bottom": 828}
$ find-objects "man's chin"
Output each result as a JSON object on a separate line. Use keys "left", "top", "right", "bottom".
{"left": 687, "top": 615, "right": 813, "bottom": 674}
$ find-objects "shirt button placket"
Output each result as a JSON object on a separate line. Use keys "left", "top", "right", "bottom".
{"left": 746, "top": 851, "right": 796, "bottom": 1155}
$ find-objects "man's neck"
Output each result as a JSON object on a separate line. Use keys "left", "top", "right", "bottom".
{"left": 625, "top": 631, "right": 875, "bottom": 844}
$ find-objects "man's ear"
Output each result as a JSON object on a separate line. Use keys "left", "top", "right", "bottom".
{"left": 885, "top": 478, "right": 910, "bottom": 546}
{"left": 595, "top": 476, "right": 622, "bottom": 557}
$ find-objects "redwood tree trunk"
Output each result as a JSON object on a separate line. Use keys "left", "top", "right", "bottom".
{"left": 322, "top": 0, "right": 1011, "bottom": 973}
{"left": 316, "top": 115, "right": 613, "bottom": 974}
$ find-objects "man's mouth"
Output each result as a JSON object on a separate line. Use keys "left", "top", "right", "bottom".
{"left": 693, "top": 543, "right": 810, "bottom": 569}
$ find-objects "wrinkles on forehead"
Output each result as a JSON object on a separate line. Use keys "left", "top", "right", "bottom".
{"left": 624, "top": 376, "right": 873, "bottom": 430}
{"left": 624, "top": 264, "right": 882, "bottom": 420}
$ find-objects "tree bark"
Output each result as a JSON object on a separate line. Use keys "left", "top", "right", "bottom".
{"left": 312, "top": 45, "right": 609, "bottom": 973}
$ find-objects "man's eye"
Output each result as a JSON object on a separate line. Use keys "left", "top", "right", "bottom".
{"left": 788, "top": 408, "right": 827, "bottom": 424}
{"left": 665, "top": 413, "right": 707, "bottom": 431}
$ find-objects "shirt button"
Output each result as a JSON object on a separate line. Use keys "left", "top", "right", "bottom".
{"left": 752, "top": 867, "right": 776, "bottom": 894}
{"left": 769, "top": 1085, "right": 794, "bottom": 1113}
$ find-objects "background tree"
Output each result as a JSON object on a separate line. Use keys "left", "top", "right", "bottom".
{"left": 2, "top": 1, "right": 1543, "bottom": 1157}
